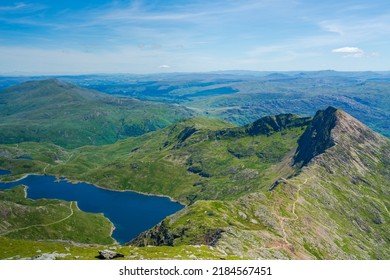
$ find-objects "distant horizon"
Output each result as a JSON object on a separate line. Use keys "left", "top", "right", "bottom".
{"left": 1, "top": 1, "right": 389, "bottom": 74}
{"left": 1, "top": 69, "right": 390, "bottom": 77}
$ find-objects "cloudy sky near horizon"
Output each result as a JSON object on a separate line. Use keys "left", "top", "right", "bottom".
{"left": 0, "top": 0, "right": 389, "bottom": 74}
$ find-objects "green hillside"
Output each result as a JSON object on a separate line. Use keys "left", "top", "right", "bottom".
{"left": 0, "top": 79, "right": 193, "bottom": 148}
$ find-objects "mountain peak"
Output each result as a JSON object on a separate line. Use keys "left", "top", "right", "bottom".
{"left": 293, "top": 106, "right": 385, "bottom": 167}
{"left": 39, "top": 78, "right": 73, "bottom": 88}
{"left": 4, "top": 78, "right": 73, "bottom": 92}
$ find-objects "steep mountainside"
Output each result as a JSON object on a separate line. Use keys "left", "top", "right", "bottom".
{"left": 0, "top": 79, "right": 193, "bottom": 148}
{"left": 130, "top": 107, "right": 390, "bottom": 259}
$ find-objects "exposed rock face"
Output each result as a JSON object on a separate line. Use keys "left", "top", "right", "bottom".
{"left": 98, "top": 250, "right": 124, "bottom": 260}
{"left": 246, "top": 114, "right": 311, "bottom": 136}
{"left": 294, "top": 106, "right": 338, "bottom": 166}
{"left": 129, "top": 220, "right": 225, "bottom": 247}
{"left": 31, "top": 252, "right": 70, "bottom": 260}
{"left": 129, "top": 221, "right": 177, "bottom": 247}
{"left": 176, "top": 126, "right": 198, "bottom": 145}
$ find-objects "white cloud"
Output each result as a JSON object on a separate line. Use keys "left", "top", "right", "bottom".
{"left": 319, "top": 14, "right": 390, "bottom": 43}
{"left": 332, "top": 47, "right": 365, "bottom": 58}
{"left": 0, "top": 2, "right": 46, "bottom": 13}
{"left": 319, "top": 21, "right": 344, "bottom": 36}
{"left": 0, "top": 3, "right": 27, "bottom": 11}
{"left": 159, "top": 65, "right": 171, "bottom": 69}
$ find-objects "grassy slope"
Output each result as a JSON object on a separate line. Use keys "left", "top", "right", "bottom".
{"left": 0, "top": 79, "right": 193, "bottom": 148}
{"left": 0, "top": 186, "right": 114, "bottom": 245}
{"left": 0, "top": 236, "right": 239, "bottom": 260}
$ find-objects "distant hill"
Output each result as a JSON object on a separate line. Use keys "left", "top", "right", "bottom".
{"left": 0, "top": 79, "right": 194, "bottom": 148}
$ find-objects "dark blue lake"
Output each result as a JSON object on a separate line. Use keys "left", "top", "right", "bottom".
{"left": 0, "top": 174, "right": 184, "bottom": 244}
{"left": 0, "top": 170, "right": 11, "bottom": 176}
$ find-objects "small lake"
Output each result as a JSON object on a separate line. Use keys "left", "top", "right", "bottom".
{"left": 16, "top": 156, "right": 33, "bottom": 160}
{"left": 0, "top": 170, "right": 11, "bottom": 176}
{"left": 0, "top": 174, "right": 184, "bottom": 244}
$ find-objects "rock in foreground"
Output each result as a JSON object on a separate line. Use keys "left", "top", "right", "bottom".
{"left": 98, "top": 250, "right": 124, "bottom": 259}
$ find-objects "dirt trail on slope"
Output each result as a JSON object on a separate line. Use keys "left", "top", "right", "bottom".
{"left": 0, "top": 201, "right": 75, "bottom": 236}
{"left": 273, "top": 177, "right": 312, "bottom": 244}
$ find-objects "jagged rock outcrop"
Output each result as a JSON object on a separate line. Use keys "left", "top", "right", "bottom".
{"left": 31, "top": 252, "right": 70, "bottom": 260}
{"left": 129, "top": 220, "right": 225, "bottom": 247}
{"left": 130, "top": 221, "right": 176, "bottom": 247}
{"left": 246, "top": 114, "right": 311, "bottom": 136}
{"left": 293, "top": 106, "right": 338, "bottom": 166}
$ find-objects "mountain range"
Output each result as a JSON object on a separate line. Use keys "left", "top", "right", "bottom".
{"left": 1, "top": 72, "right": 389, "bottom": 138}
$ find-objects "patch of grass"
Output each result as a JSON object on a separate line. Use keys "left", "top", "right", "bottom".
{"left": 0, "top": 236, "right": 240, "bottom": 260}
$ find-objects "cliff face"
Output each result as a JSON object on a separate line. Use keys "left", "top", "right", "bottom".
{"left": 293, "top": 106, "right": 338, "bottom": 166}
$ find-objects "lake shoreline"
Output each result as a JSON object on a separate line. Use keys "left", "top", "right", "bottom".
{"left": 66, "top": 177, "right": 186, "bottom": 206}
{"left": 1, "top": 171, "right": 186, "bottom": 206}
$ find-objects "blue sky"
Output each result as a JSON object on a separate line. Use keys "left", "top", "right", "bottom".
{"left": 0, "top": 0, "right": 389, "bottom": 74}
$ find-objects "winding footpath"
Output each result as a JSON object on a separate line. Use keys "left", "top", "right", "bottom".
{"left": 43, "top": 152, "right": 73, "bottom": 174}
{"left": 0, "top": 202, "right": 75, "bottom": 236}
{"left": 43, "top": 163, "right": 50, "bottom": 174}
{"left": 274, "top": 177, "right": 311, "bottom": 244}
{"left": 252, "top": 177, "right": 312, "bottom": 254}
